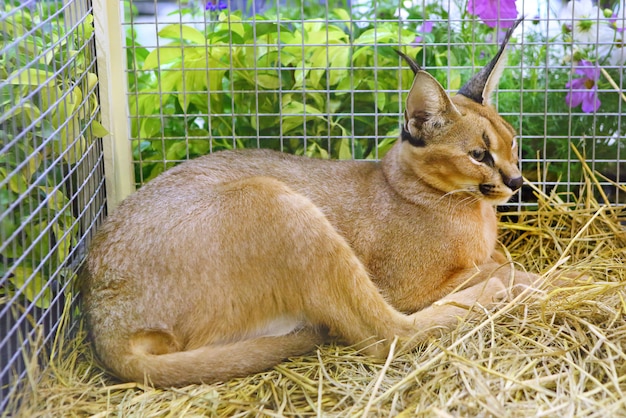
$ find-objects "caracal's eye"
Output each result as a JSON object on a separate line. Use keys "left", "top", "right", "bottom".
{"left": 470, "top": 149, "right": 487, "bottom": 162}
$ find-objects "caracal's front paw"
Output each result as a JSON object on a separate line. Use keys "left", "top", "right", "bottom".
{"left": 435, "top": 276, "right": 507, "bottom": 309}
{"left": 500, "top": 270, "right": 542, "bottom": 298}
{"left": 475, "top": 276, "right": 509, "bottom": 306}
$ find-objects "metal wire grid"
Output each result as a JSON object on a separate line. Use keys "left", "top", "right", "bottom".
{"left": 0, "top": 0, "right": 106, "bottom": 409}
{"left": 123, "top": 0, "right": 624, "bottom": 206}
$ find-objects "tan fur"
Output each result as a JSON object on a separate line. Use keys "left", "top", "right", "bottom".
{"left": 81, "top": 44, "right": 538, "bottom": 387}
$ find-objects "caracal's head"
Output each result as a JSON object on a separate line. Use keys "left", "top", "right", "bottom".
{"left": 396, "top": 19, "right": 523, "bottom": 205}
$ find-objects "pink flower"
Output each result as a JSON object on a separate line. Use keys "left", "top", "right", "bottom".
{"left": 467, "top": 0, "right": 519, "bottom": 28}
{"left": 413, "top": 20, "right": 434, "bottom": 43}
{"left": 565, "top": 60, "right": 601, "bottom": 113}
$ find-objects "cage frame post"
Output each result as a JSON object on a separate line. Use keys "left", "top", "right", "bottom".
{"left": 92, "top": 0, "right": 135, "bottom": 210}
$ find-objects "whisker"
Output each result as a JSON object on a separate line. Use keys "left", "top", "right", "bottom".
{"left": 437, "top": 187, "right": 481, "bottom": 212}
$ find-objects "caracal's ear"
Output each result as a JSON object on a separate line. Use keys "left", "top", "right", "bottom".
{"left": 458, "top": 17, "right": 523, "bottom": 106}
{"left": 396, "top": 51, "right": 460, "bottom": 146}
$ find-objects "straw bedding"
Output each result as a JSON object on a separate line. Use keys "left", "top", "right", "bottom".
{"left": 6, "top": 167, "right": 626, "bottom": 417}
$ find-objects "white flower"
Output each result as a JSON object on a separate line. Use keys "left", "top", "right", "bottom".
{"left": 394, "top": 7, "right": 409, "bottom": 20}
{"left": 559, "top": 0, "right": 615, "bottom": 59}
{"left": 608, "top": 46, "right": 625, "bottom": 66}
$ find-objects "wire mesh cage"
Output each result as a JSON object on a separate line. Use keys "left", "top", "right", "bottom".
{"left": 123, "top": 0, "right": 624, "bottom": 206}
{"left": 0, "top": 0, "right": 106, "bottom": 408}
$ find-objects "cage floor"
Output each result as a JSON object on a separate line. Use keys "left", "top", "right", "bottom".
{"left": 6, "top": 173, "right": 626, "bottom": 417}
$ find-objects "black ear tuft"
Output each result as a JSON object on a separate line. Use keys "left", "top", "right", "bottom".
{"left": 458, "top": 17, "right": 523, "bottom": 105}
{"left": 395, "top": 50, "right": 422, "bottom": 75}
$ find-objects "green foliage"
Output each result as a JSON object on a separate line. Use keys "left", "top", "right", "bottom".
{"left": 129, "top": 7, "right": 422, "bottom": 182}
{"left": 129, "top": 0, "right": 624, "bottom": 192}
{"left": 0, "top": 1, "right": 107, "bottom": 308}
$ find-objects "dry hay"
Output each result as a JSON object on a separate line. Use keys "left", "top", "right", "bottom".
{"left": 5, "top": 164, "right": 626, "bottom": 418}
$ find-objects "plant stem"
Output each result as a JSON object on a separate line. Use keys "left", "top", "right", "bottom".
{"left": 600, "top": 67, "right": 626, "bottom": 104}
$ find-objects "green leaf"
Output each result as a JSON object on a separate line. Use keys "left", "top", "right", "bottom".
{"left": 28, "top": 220, "right": 52, "bottom": 263}
{"left": 50, "top": 89, "right": 80, "bottom": 126}
{"left": 140, "top": 118, "right": 162, "bottom": 138}
{"left": 355, "top": 27, "right": 395, "bottom": 45}
{"left": 188, "top": 138, "right": 211, "bottom": 155}
{"left": 216, "top": 14, "right": 245, "bottom": 39}
{"left": 338, "top": 138, "right": 352, "bottom": 160}
{"left": 377, "top": 134, "right": 399, "bottom": 157}
{"left": 9, "top": 173, "right": 29, "bottom": 194}
{"left": 332, "top": 8, "right": 353, "bottom": 31}
{"left": 10, "top": 266, "right": 52, "bottom": 309}
{"left": 9, "top": 68, "right": 55, "bottom": 86}
{"left": 161, "top": 69, "right": 183, "bottom": 94}
{"left": 351, "top": 45, "right": 372, "bottom": 63}
{"left": 282, "top": 100, "right": 322, "bottom": 115}
{"left": 254, "top": 21, "right": 281, "bottom": 38}
{"left": 147, "top": 163, "right": 165, "bottom": 181}
{"left": 136, "top": 90, "right": 164, "bottom": 117}
{"left": 52, "top": 223, "right": 73, "bottom": 265}
{"left": 280, "top": 100, "right": 326, "bottom": 134}
{"left": 158, "top": 24, "right": 206, "bottom": 45}
{"left": 0, "top": 168, "right": 8, "bottom": 185}
{"left": 39, "top": 186, "right": 69, "bottom": 212}
{"left": 21, "top": 152, "right": 41, "bottom": 181}
{"left": 304, "top": 25, "right": 348, "bottom": 45}
{"left": 449, "top": 71, "right": 461, "bottom": 92}
{"left": 39, "top": 84, "right": 64, "bottom": 113}
{"left": 0, "top": 185, "right": 19, "bottom": 249}
{"left": 177, "top": 63, "right": 210, "bottom": 110}
{"left": 308, "top": 68, "right": 323, "bottom": 89}
{"left": 335, "top": 76, "right": 352, "bottom": 95}
{"left": 78, "top": 14, "right": 94, "bottom": 41}
{"left": 166, "top": 141, "right": 188, "bottom": 161}
{"left": 305, "top": 142, "right": 329, "bottom": 159}
{"left": 256, "top": 74, "right": 281, "bottom": 89}
{"left": 303, "top": 20, "right": 325, "bottom": 35}
{"left": 57, "top": 118, "right": 86, "bottom": 164}
{"left": 293, "top": 67, "right": 310, "bottom": 89}
{"left": 90, "top": 120, "right": 110, "bottom": 137}
{"left": 143, "top": 45, "right": 184, "bottom": 70}
{"left": 328, "top": 46, "right": 350, "bottom": 86}
{"left": 7, "top": 102, "right": 42, "bottom": 126}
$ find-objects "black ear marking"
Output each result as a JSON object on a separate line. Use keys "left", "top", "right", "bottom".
{"left": 458, "top": 17, "right": 523, "bottom": 104}
{"left": 401, "top": 125, "right": 426, "bottom": 147}
{"left": 395, "top": 50, "right": 422, "bottom": 75}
